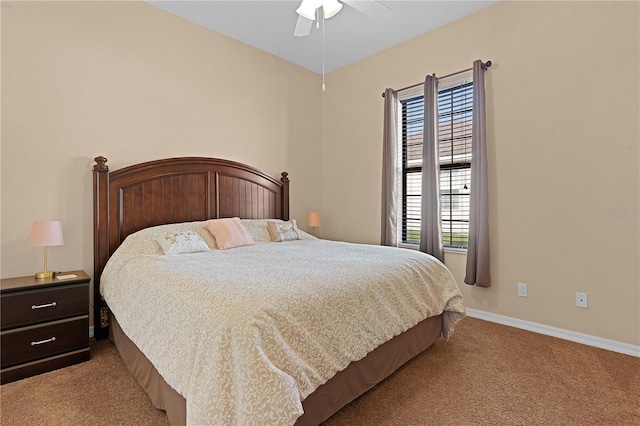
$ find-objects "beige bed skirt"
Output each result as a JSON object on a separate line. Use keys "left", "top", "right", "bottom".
{"left": 110, "top": 313, "right": 443, "bottom": 426}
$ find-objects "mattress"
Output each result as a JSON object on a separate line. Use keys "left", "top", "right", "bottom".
{"left": 100, "top": 220, "right": 465, "bottom": 425}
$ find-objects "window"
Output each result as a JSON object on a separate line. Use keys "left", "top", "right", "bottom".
{"left": 398, "top": 77, "right": 473, "bottom": 249}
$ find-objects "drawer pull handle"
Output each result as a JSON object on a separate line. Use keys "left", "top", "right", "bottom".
{"left": 31, "top": 337, "right": 56, "bottom": 346}
{"left": 31, "top": 302, "right": 57, "bottom": 310}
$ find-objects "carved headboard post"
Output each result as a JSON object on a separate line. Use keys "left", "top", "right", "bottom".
{"left": 281, "top": 172, "right": 290, "bottom": 221}
{"left": 93, "top": 156, "right": 110, "bottom": 340}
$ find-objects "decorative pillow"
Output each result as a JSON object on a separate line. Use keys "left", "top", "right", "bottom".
{"left": 267, "top": 219, "right": 302, "bottom": 242}
{"left": 241, "top": 219, "right": 279, "bottom": 242}
{"left": 156, "top": 230, "right": 210, "bottom": 255}
{"left": 205, "top": 217, "right": 256, "bottom": 250}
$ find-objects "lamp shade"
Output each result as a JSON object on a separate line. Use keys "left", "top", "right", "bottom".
{"left": 306, "top": 212, "right": 322, "bottom": 227}
{"left": 28, "top": 221, "right": 64, "bottom": 247}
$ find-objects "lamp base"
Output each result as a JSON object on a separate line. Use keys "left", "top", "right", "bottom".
{"left": 35, "top": 271, "right": 55, "bottom": 280}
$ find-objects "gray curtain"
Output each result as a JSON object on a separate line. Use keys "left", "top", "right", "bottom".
{"left": 465, "top": 60, "right": 491, "bottom": 287}
{"left": 419, "top": 75, "right": 444, "bottom": 262}
{"left": 381, "top": 88, "right": 398, "bottom": 246}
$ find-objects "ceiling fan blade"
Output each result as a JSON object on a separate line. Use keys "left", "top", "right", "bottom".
{"left": 343, "top": 0, "right": 394, "bottom": 23}
{"left": 294, "top": 14, "right": 314, "bottom": 37}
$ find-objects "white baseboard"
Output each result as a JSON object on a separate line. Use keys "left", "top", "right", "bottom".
{"left": 89, "top": 326, "right": 94, "bottom": 339}
{"left": 465, "top": 308, "right": 640, "bottom": 358}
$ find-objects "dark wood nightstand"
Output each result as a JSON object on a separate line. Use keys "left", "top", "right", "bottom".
{"left": 1, "top": 270, "right": 90, "bottom": 384}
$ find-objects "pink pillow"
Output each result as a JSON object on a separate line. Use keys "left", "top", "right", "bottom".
{"left": 205, "top": 218, "right": 255, "bottom": 250}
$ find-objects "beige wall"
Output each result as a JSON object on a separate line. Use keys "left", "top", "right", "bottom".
{"left": 0, "top": 2, "right": 322, "bottom": 297}
{"left": 2, "top": 1, "right": 638, "bottom": 347}
{"left": 322, "top": 1, "right": 639, "bottom": 346}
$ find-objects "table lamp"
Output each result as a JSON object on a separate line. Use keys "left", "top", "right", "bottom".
{"left": 306, "top": 212, "right": 322, "bottom": 236}
{"left": 28, "top": 221, "right": 64, "bottom": 279}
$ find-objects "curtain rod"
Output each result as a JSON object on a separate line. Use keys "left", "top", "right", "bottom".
{"left": 382, "top": 60, "right": 492, "bottom": 98}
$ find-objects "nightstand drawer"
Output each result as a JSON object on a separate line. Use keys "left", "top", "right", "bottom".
{"left": 0, "top": 316, "right": 88, "bottom": 368}
{"left": 1, "top": 283, "right": 88, "bottom": 330}
{"left": 1, "top": 348, "right": 90, "bottom": 384}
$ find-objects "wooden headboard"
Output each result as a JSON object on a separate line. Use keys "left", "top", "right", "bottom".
{"left": 92, "top": 156, "right": 290, "bottom": 339}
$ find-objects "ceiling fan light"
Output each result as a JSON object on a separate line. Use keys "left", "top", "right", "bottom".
{"left": 323, "top": 0, "right": 343, "bottom": 19}
{"left": 296, "top": 0, "right": 321, "bottom": 21}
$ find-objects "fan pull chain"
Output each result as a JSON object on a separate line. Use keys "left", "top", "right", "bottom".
{"left": 322, "top": 11, "right": 326, "bottom": 91}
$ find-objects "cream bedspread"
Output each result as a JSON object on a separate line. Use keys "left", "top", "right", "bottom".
{"left": 101, "top": 222, "right": 465, "bottom": 426}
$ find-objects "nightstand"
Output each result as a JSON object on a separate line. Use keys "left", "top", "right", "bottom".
{"left": 1, "top": 270, "right": 90, "bottom": 384}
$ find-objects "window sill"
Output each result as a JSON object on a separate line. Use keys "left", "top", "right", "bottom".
{"left": 444, "top": 247, "right": 468, "bottom": 255}
{"left": 397, "top": 243, "right": 467, "bottom": 255}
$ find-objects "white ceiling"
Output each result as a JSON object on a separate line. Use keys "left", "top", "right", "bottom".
{"left": 146, "top": 1, "right": 498, "bottom": 74}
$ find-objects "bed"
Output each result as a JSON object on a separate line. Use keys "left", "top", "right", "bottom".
{"left": 92, "top": 156, "right": 465, "bottom": 426}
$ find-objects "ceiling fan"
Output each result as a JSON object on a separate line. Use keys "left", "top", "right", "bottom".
{"left": 294, "top": 0, "right": 394, "bottom": 37}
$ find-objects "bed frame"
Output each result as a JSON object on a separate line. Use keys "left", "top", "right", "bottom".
{"left": 92, "top": 156, "right": 289, "bottom": 340}
{"left": 92, "top": 156, "right": 443, "bottom": 426}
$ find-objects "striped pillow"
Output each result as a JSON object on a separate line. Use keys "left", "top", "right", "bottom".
{"left": 205, "top": 218, "right": 256, "bottom": 250}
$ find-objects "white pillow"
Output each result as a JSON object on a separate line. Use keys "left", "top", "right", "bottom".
{"left": 241, "top": 218, "right": 318, "bottom": 242}
{"left": 241, "top": 219, "right": 282, "bottom": 242}
{"left": 156, "top": 230, "right": 210, "bottom": 255}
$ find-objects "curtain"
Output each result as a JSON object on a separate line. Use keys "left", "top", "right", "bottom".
{"left": 465, "top": 60, "right": 491, "bottom": 287}
{"left": 381, "top": 88, "right": 398, "bottom": 246}
{"left": 419, "top": 75, "right": 444, "bottom": 262}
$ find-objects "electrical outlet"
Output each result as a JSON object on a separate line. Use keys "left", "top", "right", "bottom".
{"left": 518, "top": 283, "right": 528, "bottom": 298}
{"left": 576, "top": 292, "right": 588, "bottom": 308}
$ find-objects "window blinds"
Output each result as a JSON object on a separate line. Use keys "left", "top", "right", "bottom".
{"left": 400, "top": 81, "right": 473, "bottom": 248}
